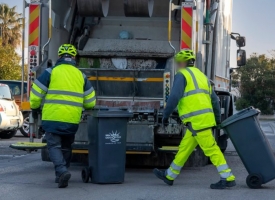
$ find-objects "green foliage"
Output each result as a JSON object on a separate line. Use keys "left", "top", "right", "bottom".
{"left": 79, "top": 57, "right": 90, "bottom": 68}
{"left": 234, "top": 53, "right": 275, "bottom": 115}
{"left": 78, "top": 58, "right": 101, "bottom": 68}
{"left": 0, "top": 42, "right": 22, "bottom": 80}
{"left": 0, "top": 4, "right": 22, "bottom": 47}
{"left": 235, "top": 98, "right": 250, "bottom": 111}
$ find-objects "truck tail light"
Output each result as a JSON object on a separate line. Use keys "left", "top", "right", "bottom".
{"left": 163, "top": 72, "right": 171, "bottom": 108}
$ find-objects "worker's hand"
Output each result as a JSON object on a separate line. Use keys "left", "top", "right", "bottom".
{"left": 32, "top": 109, "right": 40, "bottom": 120}
{"left": 162, "top": 118, "right": 169, "bottom": 128}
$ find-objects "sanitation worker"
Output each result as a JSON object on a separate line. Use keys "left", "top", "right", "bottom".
{"left": 153, "top": 49, "right": 236, "bottom": 189}
{"left": 30, "top": 44, "right": 96, "bottom": 188}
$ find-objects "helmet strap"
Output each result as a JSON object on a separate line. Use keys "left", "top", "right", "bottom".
{"left": 187, "top": 59, "right": 195, "bottom": 67}
{"left": 60, "top": 54, "right": 73, "bottom": 58}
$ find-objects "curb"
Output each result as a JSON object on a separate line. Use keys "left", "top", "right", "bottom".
{"left": 258, "top": 115, "right": 275, "bottom": 121}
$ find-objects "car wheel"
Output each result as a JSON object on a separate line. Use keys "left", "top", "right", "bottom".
{"left": 0, "top": 130, "right": 17, "bottom": 139}
{"left": 20, "top": 112, "right": 30, "bottom": 137}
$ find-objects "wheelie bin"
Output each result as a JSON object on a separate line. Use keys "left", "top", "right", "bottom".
{"left": 220, "top": 107, "right": 275, "bottom": 189}
{"left": 81, "top": 108, "right": 133, "bottom": 184}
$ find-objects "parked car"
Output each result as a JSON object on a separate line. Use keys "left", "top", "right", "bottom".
{"left": 0, "top": 80, "right": 29, "bottom": 137}
{"left": 0, "top": 84, "right": 23, "bottom": 139}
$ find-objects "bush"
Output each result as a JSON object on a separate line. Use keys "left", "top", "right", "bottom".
{"left": 235, "top": 98, "right": 250, "bottom": 111}
{"left": 232, "top": 53, "right": 275, "bottom": 115}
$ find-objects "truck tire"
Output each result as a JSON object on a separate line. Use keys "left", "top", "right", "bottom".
{"left": 0, "top": 130, "right": 17, "bottom": 139}
{"left": 20, "top": 112, "right": 30, "bottom": 137}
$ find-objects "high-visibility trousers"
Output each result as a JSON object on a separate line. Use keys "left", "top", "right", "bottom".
{"left": 166, "top": 128, "right": 235, "bottom": 181}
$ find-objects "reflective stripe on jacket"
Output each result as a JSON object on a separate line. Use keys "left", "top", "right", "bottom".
{"left": 30, "top": 57, "right": 96, "bottom": 134}
{"left": 177, "top": 67, "right": 216, "bottom": 130}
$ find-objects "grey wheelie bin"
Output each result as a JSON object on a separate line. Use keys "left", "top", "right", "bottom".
{"left": 220, "top": 107, "right": 275, "bottom": 189}
{"left": 81, "top": 108, "right": 133, "bottom": 184}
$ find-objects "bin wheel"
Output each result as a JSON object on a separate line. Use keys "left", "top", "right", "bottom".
{"left": 246, "top": 174, "right": 263, "bottom": 189}
{"left": 82, "top": 167, "right": 90, "bottom": 183}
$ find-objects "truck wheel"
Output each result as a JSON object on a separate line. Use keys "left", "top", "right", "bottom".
{"left": 20, "top": 112, "right": 30, "bottom": 137}
{"left": 81, "top": 167, "right": 90, "bottom": 183}
{"left": 246, "top": 174, "right": 263, "bottom": 189}
{"left": 0, "top": 130, "right": 17, "bottom": 139}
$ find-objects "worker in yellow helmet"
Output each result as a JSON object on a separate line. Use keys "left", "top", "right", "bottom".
{"left": 153, "top": 49, "right": 236, "bottom": 189}
{"left": 30, "top": 44, "right": 96, "bottom": 188}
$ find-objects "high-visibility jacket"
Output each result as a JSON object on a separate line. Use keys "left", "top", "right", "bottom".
{"left": 30, "top": 57, "right": 96, "bottom": 134}
{"left": 177, "top": 67, "right": 216, "bottom": 130}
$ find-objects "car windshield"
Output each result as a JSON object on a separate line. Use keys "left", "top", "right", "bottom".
{"left": 0, "top": 85, "right": 12, "bottom": 100}
{"left": 0, "top": 81, "right": 27, "bottom": 95}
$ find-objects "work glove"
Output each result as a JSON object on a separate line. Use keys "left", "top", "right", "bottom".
{"left": 216, "top": 123, "right": 222, "bottom": 130}
{"left": 32, "top": 109, "right": 40, "bottom": 120}
{"left": 162, "top": 118, "right": 169, "bottom": 128}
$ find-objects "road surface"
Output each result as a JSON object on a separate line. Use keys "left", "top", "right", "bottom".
{"left": 0, "top": 121, "right": 275, "bottom": 200}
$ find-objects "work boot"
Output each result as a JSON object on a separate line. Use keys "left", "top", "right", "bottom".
{"left": 153, "top": 168, "right": 173, "bottom": 186}
{"left": 58, "top": 171, "right": 71, "bottom": 188}
{"left": 55, "top": 177, "right": 59, "bottom": 183}
{"left": 210, "top": 180, "right": 236, "bottom": 189}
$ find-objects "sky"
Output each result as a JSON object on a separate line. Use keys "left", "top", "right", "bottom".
{"left": 1, "top": 0, "right": 275, "bottom": 67}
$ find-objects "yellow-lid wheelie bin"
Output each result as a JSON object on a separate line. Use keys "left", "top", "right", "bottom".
{"left": 220, "top": 107, "right": 275, "bottom": 189}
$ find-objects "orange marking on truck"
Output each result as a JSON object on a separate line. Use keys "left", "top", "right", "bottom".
{"left": 181, "top": 6, "right": 193, "bottom": 50}
{"left": 29, "top": 4, "right": 40, "bottom": 46}
{"left": 88, "top": 77, "right": 164, "bottom": 82}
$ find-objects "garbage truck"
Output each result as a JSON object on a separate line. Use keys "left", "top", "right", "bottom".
{"left": 20, "top": 0, "right": 246, "bottom": 167}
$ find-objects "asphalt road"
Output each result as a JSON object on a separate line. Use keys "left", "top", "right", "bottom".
{"left": 0, "top": 121, "right": 275, "bottom": 200}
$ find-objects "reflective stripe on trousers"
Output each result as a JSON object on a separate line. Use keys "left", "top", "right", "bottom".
{"left": 217, "top": 164, "right": 234, "bottom": 180}
{"left": 166, "top": 162, "right": 183, "bottom": 180}
{"left": 165, "top": 128, "right": 235, "bottom": 181}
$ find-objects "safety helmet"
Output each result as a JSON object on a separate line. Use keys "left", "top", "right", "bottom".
{"left": 174, "top": 49, "right": 196, "bottom": 63}
{"left": 58, "top": 44, "right": 77, "bottom": 57}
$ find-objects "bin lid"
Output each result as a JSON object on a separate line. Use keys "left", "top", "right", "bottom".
{"left": 91, "top": 107, "right": 133, "bottom": 118}
{"left": 220, "top": 107, "right": 260, "bottom": 128}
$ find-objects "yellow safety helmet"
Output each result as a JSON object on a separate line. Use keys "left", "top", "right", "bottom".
{"left": 58, "top": 44, "right": 77, "bottom": 57}
{"left": 174, "top": 49, "right": 195, "bottom": 63}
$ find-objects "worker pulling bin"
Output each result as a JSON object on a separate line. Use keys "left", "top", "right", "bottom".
{"left": 220, "top": 107, "right": 275, "bottom": 189}
{"left": 82, "top": 108, "right": 133, "bottom": 184}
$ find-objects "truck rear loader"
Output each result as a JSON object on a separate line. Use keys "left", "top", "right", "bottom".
{"left": 20, "top": 0, "right": 246, "bottom": 167}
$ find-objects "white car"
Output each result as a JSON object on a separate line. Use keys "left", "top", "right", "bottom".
{"left": 0, "top": 84, "right": 23, "bottom": 139}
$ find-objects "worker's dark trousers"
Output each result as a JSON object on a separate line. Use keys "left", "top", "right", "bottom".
{"left": 45, "top": 133, "right": 75, "bottom": 177}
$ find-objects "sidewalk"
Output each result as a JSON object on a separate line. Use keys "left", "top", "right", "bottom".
{"left": 259, "top": 114, "right": 275, "bottom": 121}
{"left": 233, "top": 105, "right": 275, "bottom": 121}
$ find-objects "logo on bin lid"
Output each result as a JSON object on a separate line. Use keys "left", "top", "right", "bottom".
{"left": 105, "top": 131, "right": 121, "bottom": 144}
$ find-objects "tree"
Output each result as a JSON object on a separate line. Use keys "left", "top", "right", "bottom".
{"left": 234, "top": 53, "right": 275, "bottom": 114}
{"left": 0, "top": 4, "right": 22, "bottom": 47}
{"left": 0, "top": 41, "right": 22, "bottom": 80}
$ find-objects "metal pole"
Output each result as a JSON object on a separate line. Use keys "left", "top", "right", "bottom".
{"left": 168, "top": 0, "right": 176, "bottom": 54}
{"left": 168, "top": 0, "right": 176, "bottom": 81}
{"left": 41, "top": 0, "right": 52, "bottom": 61}
{"left": 21, "top": 0, "right": 26, "bottom": 103}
